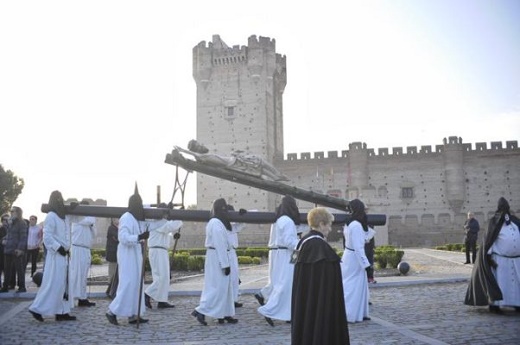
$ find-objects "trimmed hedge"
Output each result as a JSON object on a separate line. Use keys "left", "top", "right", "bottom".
{"left": 374, "top": 246, "right": 404, "bottom": 269}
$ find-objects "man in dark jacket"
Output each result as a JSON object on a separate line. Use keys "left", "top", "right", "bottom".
{"left": 0, "top": 206, "right": 28, "bottom": 293}
{"left": 463, "top": 212, "right": 480, "bottom": 264}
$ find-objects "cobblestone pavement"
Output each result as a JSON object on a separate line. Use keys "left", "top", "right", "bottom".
{"left": 1, "top": 249, "right": 518, "bottom": 344}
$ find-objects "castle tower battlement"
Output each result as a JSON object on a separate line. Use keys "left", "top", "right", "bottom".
{"left": 284, "top": 138, "right": 519, "bottom": 160}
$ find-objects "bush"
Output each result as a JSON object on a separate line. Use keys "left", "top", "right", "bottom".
{"left": 187, "top": 255, "right": 205, "bottom": 271}
{"left": 374, "top": 246, "right": 404, "bottom": 269}
{"left": 238, "top": 256, "right": 253, "bottom": 265}
{"left": 375, "top": 253, "right": 387, "bottom": 269}
{"left": 171, "top": 253, "right": 190, "bottom": 271}
{"left": 91, "top": 254, "right": 103, "bottom": 265}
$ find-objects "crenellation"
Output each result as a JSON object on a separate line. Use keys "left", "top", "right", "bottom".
{"left": 491, "top": 141, "right": 503, "bottom": 150}
{"left": 248, "top": 35, "right": 276, "bottom": 50}
{"left": 506, "top": 141, "right": 518, "bottom": 149}
{"left": 407, "top": 146, "right": 417, "bottom": 155}
{"left": 475, "top": 142, "right": 487, "bottom": 150}
{"left": 314, "top": 151, "right": 324, "bottom": 159}
{"left": 435, "top": 145, "right": 444, "bottom": 153}
{"left": 378, "top": 148, "right": 389, "bottom": 156}
{"left": 420, "top": 145, "right": 432, "bottom": 153}
{"left": 462, "top": 143, "right": 471, "bottom": 151}
{"left": 301, "top": 152, "right": 311, "bottom": 160}
{"left": 368, "top": 148, "right": 375, "bottom": 156}
{"left": 328, "top": 151, "right": 338, "bottom": 158}
{"left": 392, "top": 147, "right": 403, "bottom": 155}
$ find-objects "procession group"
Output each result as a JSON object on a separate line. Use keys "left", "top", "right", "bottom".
{"left": 4, "top": 187, "right": 518, "bottom": 345}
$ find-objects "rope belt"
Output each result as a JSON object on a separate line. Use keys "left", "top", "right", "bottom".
{"left": 492, "top": 253, "right": 520, "bottom": 258}
{"left": 345, "top": 247, "right": 355, "bottom": 252}
{"left": 72, "top": 244, "right": 91, "bottom": 249}
{"left": 207, "top": 247, "right": 230, "bottom": 251}
{"left": 149, "top": 246, "right": 168, "bottom": 251}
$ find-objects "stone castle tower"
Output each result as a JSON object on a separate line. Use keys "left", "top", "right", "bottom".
{"left": 192, "top": 35, "right": 286, "bottom": 212}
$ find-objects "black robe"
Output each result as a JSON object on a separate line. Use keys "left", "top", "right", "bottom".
{"left": 291, "top": 230, "right": 349, "bottom": 345}
{"left": 464, "top": 214, "right": 520, "bottom": 306}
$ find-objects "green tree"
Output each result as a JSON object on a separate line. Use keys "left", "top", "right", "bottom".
{"left": 0, "top": 165, "right": 24, "bottom": 216}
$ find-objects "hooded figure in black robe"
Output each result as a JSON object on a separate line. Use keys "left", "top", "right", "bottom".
{"left": 291, "top": 207, "right": 349, "bottom": 345}
{"left": 464, "top": 197, "right": 520, "bottom": 308}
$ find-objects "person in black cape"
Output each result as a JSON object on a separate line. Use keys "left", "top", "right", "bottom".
{"left": 464, "top": 197, "right": 520, "bottom": 314}
{"left": 291, "top": 207, "right": 349, "bottom": 345}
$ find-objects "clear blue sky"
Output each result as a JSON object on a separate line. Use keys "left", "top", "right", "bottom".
{"left": 1, "top": 0, "right": 519, "bottom": 220}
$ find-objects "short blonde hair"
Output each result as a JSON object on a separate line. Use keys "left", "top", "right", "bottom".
{"left": 307, "top": 207, "right": 334, "bottom": 229}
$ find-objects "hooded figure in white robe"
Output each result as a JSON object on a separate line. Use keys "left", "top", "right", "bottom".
{"left": 68, "top": 200, "right": 96, "bottom": 307}
{"left": 192, "top": 198, "right": 237, "bottom": 325}
{"left": 106, "top": 188, "right": 155, "bottom": 325}
{"left": 465, "top": 197, "right": 520, "bottom": 313}
{"left": 258, "top": 195, "right": 301, "bottom": 324}
{"left": 341, "top": 199, "right": 371, "bottom": 323}
{"left": 145, "top": 219, "right": 183, "bottom": 308}
{"left": 29, "top": 191, "right": 76, "bottom": 322}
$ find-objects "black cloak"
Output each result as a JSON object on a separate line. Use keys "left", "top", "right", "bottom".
{"left": 291, "top": 230, "right": 350, "bottom": 345}
{"left": 464, "top": 197, "right": 520, "bottom": 306}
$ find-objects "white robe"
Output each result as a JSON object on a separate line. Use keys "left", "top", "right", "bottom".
{"left": 258, "top": 215, "right": 299, "bottom": 321}
{"left": 145, "top": 220, "right": 182, "bottom": 302}
{"left": 489, "top": 221, "right": 520, "bottom": 307}
{"left": 228, "top": 223, "right": 245, "bottom": 302}
{"left": 29, "top": 212, "right": 72, "bottom": 316}
{"left": 108, "top": 212, "right": 150, "bottom": 318}
{"left": 195, "top": 218, "right": 235, "bottom": 319}
{"left": 69, "top": 216, "right": 96, "bottom": 304}
{"left": 259, "top": 222, "right": 278, "bottom": 301}
{"left": 341, "top": 221, "right": 371, "bottom": 322}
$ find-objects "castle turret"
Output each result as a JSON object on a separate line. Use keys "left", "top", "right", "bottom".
{"left": 443, "top": 136, "right": 466, "bottom": 213}
{"left": 347, "top": 142, "right": 369, "bottom": 199}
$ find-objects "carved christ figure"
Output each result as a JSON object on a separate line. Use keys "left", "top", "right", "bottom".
{"left": 175, "top": 140, "right": 289, "bottom": 182}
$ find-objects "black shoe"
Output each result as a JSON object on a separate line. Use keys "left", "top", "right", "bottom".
{"left": 217, "top": 316, "right": 238, "bottom": 324}
{"left": 254, "top": 293, "right": 265, "bottom": 306}
{"left": 16, "top": 288, "right": 27, "bottom": 293}
{"left": 56, "top": 313, "right": 77, "bottom": 321}
{"left": 223, "top": 316, "right": 238, "bottom": 324}
{"left": 0, "top": 288, "right": 8, "bottom": 293}
{"left": 234, "top": 302, "right": 243, "bottom": 308}
{"left": 145, "top": 294, "right": 152, "bottom": 309}
{"left": 489, "top": 305, "right": 504, "bottom": 315}
{"left": 157, "top": 302, "right": 175, "bottom": 309}
{"left": 29, "top": 310, "right": 44, "bottom": 322}
{"left": 128, "top": 317, "right": 148, "bottom": 324}
{"left": 264, "top": 316, "right": 274, "bottom": 327}
{"left": 106, "top": 312, "right": 118, "bottom": 325}
{"left": 489, "top": 305, "right": 504, "bottom": 314}
{"left": 191, "top": 310, "right": 207, "bottom": 326}
{"left": 363, "top": 316, "right": 371, "bottom": 321}
{"left": 464, "top": 262, "right": 471, "bottom": 264}
{"left": 78, "top": 299, "right": 96, "bottom": 307}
